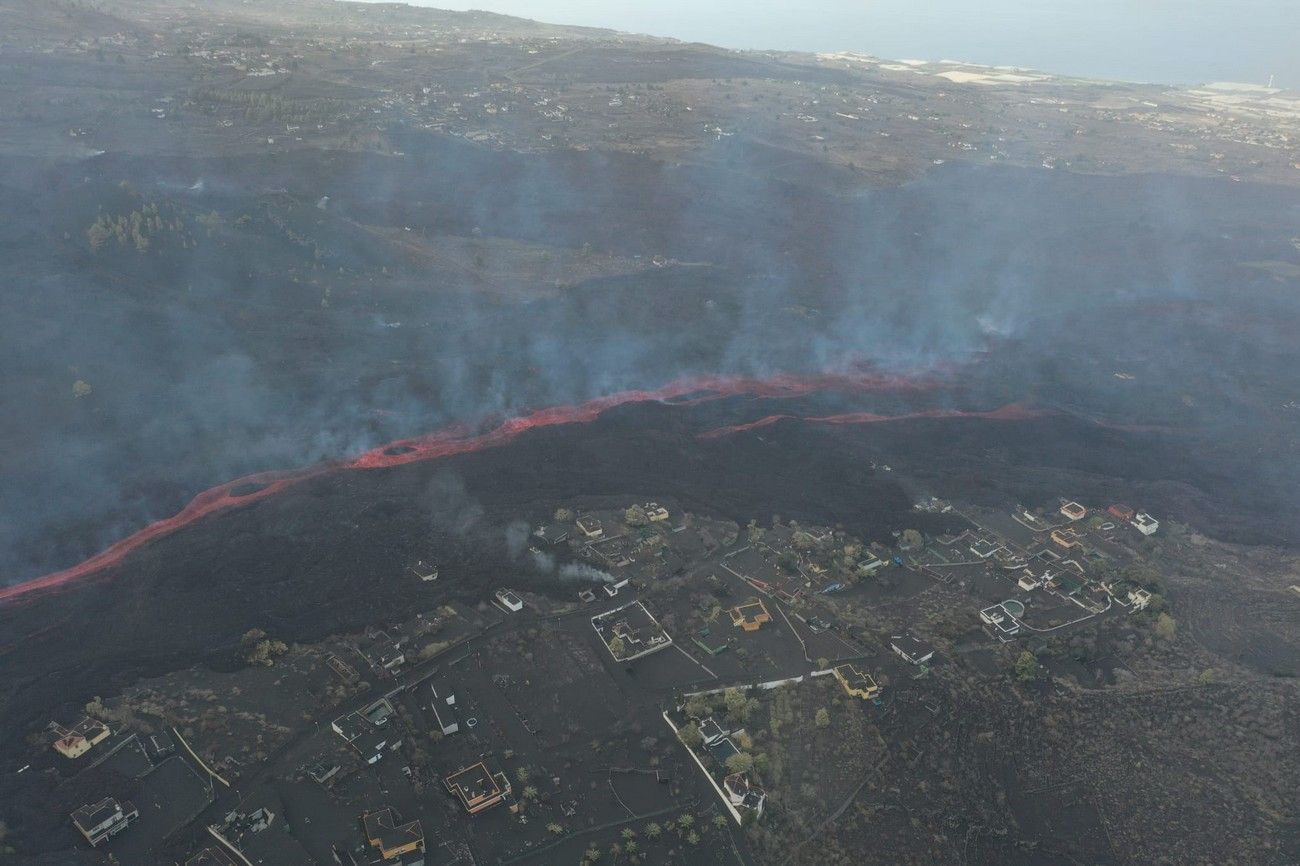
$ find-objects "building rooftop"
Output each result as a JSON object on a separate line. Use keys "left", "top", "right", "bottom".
{"left": 71, "top": 796, "right": 136, "bottom": 846}
{"left": 495, "top": 588, "right": 524, "bottom": 611}
{"left": 361, "top": 698, "right": 394, "bottom": 727}
{"left": 724, "top": 772, "right": 766, "bottom": 813}
{"left": 832, "top": 663, "right": 881, "bottom": 698}
{"left": 429, "top": 681, "right": 461, "bottom": 734}
{"left": 1132, "top": 512, "right": 1159, "bottom": 533}
{"left": 185, "top": 847, "right": 239, "bottom": 866}
{"left": 53, "top": 716, "right": 111, "bottom": 758}
{"left": 890, "top": 633, "right": 935, "bottom": 664}
{"left": 363, "top": 808, "right": 424, "bottom": 860}
{"left": 728, "top": 598, "right": 772, "bottom": 631}
{"left": 534, "top": 523, "right": 569, "bottom": 545}
{"left": 707, "top": 736, "right": 740, "bottom": 765}
{"left": 331, "top": 712, "right": 369, "bottom": 744}
{"left": 1060, "top": 501, "right": 1088, "bottom": 521}
{"left": 445, "top": 762, "right": 512, "bottom": 814}
{"left": 591, "top": 599, "right": 673, "bottom": 661}
{"left": 72, "top": 798, "right": 123, "bottom": 832}
{"left": 697, "top": 717, "right": 729, "bottom": 744}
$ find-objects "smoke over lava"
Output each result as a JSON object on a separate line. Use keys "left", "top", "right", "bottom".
{"left": 0, "top": 369, "right": 932, "bottom": 603}
{"left": 0, "top": 360, "right": 1195, "bottom": 606}
{"left": 3, "top": 134, "right": 1300, "bottom": 596}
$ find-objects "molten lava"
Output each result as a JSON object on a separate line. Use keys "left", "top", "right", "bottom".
{"left": 0, "top": 369, "right": 930, "bottom": 604}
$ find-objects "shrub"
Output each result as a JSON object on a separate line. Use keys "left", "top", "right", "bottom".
{"left": 1014, "top": 651, "right": 1040, "bottom": 682}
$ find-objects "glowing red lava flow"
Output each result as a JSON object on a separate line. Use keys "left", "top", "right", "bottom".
{"left": 697, "top": 403, "right": 1048, "bottom": 440}
{"left": 0, "top": 369, "right": 928, "bottom": 604}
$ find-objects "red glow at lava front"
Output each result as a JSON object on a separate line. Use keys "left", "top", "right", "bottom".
{"left": 0, "top": 369, "right": 982, "bottom": 604}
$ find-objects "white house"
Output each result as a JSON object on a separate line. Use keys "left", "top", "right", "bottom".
{"left": 71, "top": 798, "right": 138, "bottom": 847}
{"left": 495, "top": 588, "right": 524, "bottom": 612}
{"left": 1131, "top": 512, "right": 1159, "bottom": 536}
{"left": 890, "top": 633, "right": 935, "bottom": 666}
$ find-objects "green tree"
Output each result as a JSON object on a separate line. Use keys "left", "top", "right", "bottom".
{"left": 239, "top": 629, "right": 287, "bottom": 666}
{"left": 725, "top": 752, "right": 754, "bottom": 774}
{"left": 900, "top": 529, "right": 923, "bottom": 550}
{"left": 815, "top": 707, "right": 830, "bottom": 728}
{"left": 1154, "top": 612, "right": 1177, "bottom": 641}
{"left": 724, "top": 688, "right": 756, "bottom": 723}
{"left": 1014, "top": 650, "right": 1040, "bottom": 682}
{"left": 607, "top": 636, "right": 626, "bottom": 658}
{"left": 678, "top": 722, "right": 703, "bottom": 749}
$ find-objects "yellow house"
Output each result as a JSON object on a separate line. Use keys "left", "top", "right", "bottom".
{"left": 728, "top": 598, "right": 772, "bottom": 632}
{"left": 445, "top": 762, "right": 513, "bottom": 814}
{"left": 832, "top": 663, "right": 881, "bottom": 700}
{"left": 53, "top": 718, "right": 111, "bottom": 759}
{"left": 1050, "top": 529, "right": 1080, "bottom": 549}
{"left": 363, "top": 808, "right": 423, "bottom": 860}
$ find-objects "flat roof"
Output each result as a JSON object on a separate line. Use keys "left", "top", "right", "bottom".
{"left": 72, "top": 798, "right": 123, "bottom": 830}
{"left": 186, "top": 847, "right": 239, "bottom": 866}
{"left": 707, "top": 736, "right": 740, "bottom": 764}
{"left": 364, "top": 808, "right": 423, "bottom": 856}
{"left": 592, "top": 599, "right": 672, "bottom": 660}
{"left": 445, "top": 761, "right": 508, "bottom": 808}
{"left": 891, "top": 633, "right": 933, "bottom": 659}
{"left": 729, "top": 598, "right": 771, "bottom": 624}
{"left": 833, "top": 663, "right": 877, "bottom": 690}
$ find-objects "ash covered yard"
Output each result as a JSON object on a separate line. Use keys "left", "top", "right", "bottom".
{"left": 5, "top": 469, "right": 1295, "bottom": 865}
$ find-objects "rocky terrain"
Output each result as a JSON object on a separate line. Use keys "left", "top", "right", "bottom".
{"left": 0, "top": 2, "right": 1297, "bottom": 863}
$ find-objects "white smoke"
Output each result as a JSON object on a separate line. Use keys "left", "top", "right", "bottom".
{"left": 530, "top": 549, "right": 555, "bottom": 573}
{"left": 504, "top": 519, "right": 531, "bottom": 558}
{"left": 559, "top": 562, "right": 617, "bottom": 584}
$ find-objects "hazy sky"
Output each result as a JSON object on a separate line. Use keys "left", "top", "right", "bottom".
{"left": 384, "top": 0, "right": 1298, "bottom": 86}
